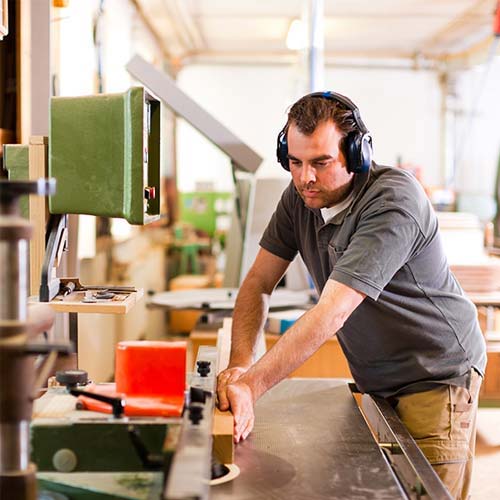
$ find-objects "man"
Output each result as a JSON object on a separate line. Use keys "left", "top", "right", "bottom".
{"left": 217, "top": 92, "right": 486, "bottom": 499}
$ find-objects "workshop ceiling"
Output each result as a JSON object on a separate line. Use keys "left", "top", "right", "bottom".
{"left": 135, "top": 0, "right": 499, "bottom": 68}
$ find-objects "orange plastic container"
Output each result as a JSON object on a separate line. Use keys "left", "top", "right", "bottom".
{"left": 79, "top": 340, "right": 187, "bottom": 417}
{"left": 115, "top": 340, "right": 186, "bottom": 397}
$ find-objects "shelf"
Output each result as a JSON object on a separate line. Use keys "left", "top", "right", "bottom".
{"left": 42, "top": 289, "right": 144, "bottom": 315}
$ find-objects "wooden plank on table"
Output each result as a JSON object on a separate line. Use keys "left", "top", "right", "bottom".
{"left": 46, "top": 289, "right": 144, "bottom": 315}
{"left": 213, "top": 407, "right": 234, "bottom": 464}
{"left": 467, "top": 291, "right": 500, "bottom": 307}
{"left": 480, "top": 351, "right": 500, "bottom": 403}
{"left": 29, "top": 136, "right": 49, "bottom": 296}
{"left": 451, "top": 259, "right": 500, "bottom": 293}
{"left": 265, "top": 334, "right": 352, "bottom": 379}
{"left": 189, "top": 329, "right": 353, "bottom": 379}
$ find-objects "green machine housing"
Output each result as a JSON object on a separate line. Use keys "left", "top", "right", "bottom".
{"left": 49, "top": 86, "right": 160, "bottom": 224}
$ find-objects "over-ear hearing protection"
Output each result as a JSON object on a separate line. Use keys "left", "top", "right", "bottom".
{"left": 276, "top": 91, "right": 373, "bottom": 174}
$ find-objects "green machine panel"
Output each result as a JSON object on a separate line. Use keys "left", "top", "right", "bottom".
{"left": 179, "top": 191, "right": 232, "bottom": 237}
{"left": 31, "top": 420, "right": 175, "bottom": 473}
{"left": 49, "top": 87, "right": 160, "bottom": 225}
{"left": 3, "top": 144, "right": 30, "bottom": 218}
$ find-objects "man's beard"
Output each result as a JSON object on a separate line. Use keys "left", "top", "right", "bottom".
{"left": 297, "top": 181, "right": 353, "bottom": 208}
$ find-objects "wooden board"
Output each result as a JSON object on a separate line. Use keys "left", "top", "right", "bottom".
{"left": 450, "top": 256, "right": 500, "bottom": 293}
{"left": 189, "top": 329, "right": 352, "bottom": 379}
{"left": 29, "top": 136, "right": 49, "bottom": 296}
{"left": 45, "top": 289, "right": 144, "bottom": 315}
{"left": 467, "top": 291, "right": 500, "bottom": 307}
{"left": 212, "top": 407, "right": 234, "bottom": 464}
{"left": 480, "top": 351, "right": 500, "bottom": 404}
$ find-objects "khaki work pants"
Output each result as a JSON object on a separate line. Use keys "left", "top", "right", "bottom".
{"left": 392, "top": 371, "right": 482, "bottom": 500}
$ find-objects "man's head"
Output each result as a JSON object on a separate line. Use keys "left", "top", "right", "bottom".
{"left": 276, "top": 92, "right": 372, "bottom": 209}
{"left": 286, "top": 93, "right": 358, "bottom": 155}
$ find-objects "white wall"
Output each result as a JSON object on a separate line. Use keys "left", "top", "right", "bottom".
{"left": 56, "top": 0, "right": 98, "bottom": 96}
{"left": 176, "top": 63, "right": 442, "bottom": 191}
{"left": 56, "top": 0, "right": 162, "bottom": 96}
{"left": 452, "top": 56, "right": 500, "bottom": 220}
{"left": 176, "top": 65, "right": 294, "bottom": 192}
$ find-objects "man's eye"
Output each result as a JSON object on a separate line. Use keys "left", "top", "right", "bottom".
{"left": 290, "top": 160, "right": 301, "bottom": 166}
{"left": 314, "top": 162, "right": 327, "bottom": 168}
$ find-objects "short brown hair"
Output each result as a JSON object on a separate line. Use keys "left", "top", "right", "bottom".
{"left": 285, "top": 94, "right": 357, "bottom": 154}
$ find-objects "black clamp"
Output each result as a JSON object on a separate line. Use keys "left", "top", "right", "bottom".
{"left": 188, "top": 402, "right": 204, "bottom": 425}
{"left": 196, "top": 360, "right": 211, "bottom": 377}
{"left": 68, "top": 388, "right": 125, "bottom": 419}
{"left": 188, "top": 386, "right": 210, "bottom": 425}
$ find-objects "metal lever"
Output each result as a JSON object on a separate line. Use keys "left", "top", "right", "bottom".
{"left": 24, "top": 343, "right": 73, "bottom": 356}
{"left": 68, "top": 388, "right": 125, "bottom": 419}
{"left": 127, "top": 425, "right": 164, "bottom": 470}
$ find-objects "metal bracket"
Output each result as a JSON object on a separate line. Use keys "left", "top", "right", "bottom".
{"left": 39, "top": 213, "right": 68, "bottom": 302}
{"left": 360, "top": 391, "right": 453, "bottom": 499}
{"left": 163, "top": 346, "right": 218, "bottom": 500}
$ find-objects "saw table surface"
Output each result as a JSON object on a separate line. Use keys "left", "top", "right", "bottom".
{"left": 211, "top": 378, "right": 405, "bottom": 500}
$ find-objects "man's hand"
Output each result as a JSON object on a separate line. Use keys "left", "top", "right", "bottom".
{"left": 225, "top": 381, "right": 255, "bottom": 443}
{"left": 217, "top": 366, "right": 248, "bottom": 410}
{"left": 217, "top": 367, "right": 255, "bottom": 442}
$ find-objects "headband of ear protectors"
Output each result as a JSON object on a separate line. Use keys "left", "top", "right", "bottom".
{"left": 276, "top": 91, "right": 373, "bottom": 174}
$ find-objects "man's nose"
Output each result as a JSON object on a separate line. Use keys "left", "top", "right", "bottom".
{"left": 301, "top": 164, "right": 316, "bottom": 184}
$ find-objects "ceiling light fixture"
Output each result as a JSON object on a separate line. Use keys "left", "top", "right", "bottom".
{"left": 286, "top": 19, "right": 306, "bottom": 50}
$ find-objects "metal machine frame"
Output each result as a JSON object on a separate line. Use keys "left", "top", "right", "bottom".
{"left": 360, "top": 387, "right": 453, "bottom": 499}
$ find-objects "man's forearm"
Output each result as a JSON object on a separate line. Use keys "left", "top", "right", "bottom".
{"left": 239, "top": 301, "right": 342, "bottom": 400}
{"left": 229, "top": 275, "right": 271, "bottom": 367}
{"left": 221, "top": 279, "right": 365, "bottom": 443}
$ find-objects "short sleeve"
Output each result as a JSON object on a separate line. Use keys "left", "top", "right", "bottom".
{"left": 331, "top": 207, "right": 425, "bottom": 300}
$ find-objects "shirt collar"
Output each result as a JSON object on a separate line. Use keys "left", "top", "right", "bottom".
{"left": 305, "top": 163, "right": 373, "bottom": 225}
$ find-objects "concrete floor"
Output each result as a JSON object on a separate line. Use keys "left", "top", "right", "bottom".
{"left": 471, "top": 408, "right": 500, "bottom": 498}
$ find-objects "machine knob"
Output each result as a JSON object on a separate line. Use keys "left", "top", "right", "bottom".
{"left": 56, "top": 369, "right": 88, "bottom": 387}
{"left": 188, "top": 403, "right": 204, "bottom": 425}
{"left": 196, "top": 360, "right": 211, "bottom": 377}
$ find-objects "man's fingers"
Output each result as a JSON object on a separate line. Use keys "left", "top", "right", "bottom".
{"left": 217, "top": 387, "right": 230, "bottom": 411}
{"left": 218, "top": 381, "right": 254, "bottom": 443}
{"left": 241, "top": 416, "right": 254, "bottom": 441}
{"left": 217, "top": 372, "right": 236, "bottom": 410}
{"left": 218, "top": 366, "right": 248, "bottom": 384}
{"left": 234, "top": 412, "right": 253, "bottom": 443}
{"left": 230, "top": 390, "right": 254, "bottom": 443}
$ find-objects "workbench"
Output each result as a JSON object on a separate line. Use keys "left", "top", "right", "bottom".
{"left": 211, "top": 378, "right": 405, "bottom": 499}
{"left": 467, "top": 291, "right": 500, "bottom": 404}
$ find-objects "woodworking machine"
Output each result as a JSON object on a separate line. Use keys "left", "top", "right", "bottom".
{"left": 210, "top": 379, "right": 453, "bottom": 500}
{"left": 32, "top": 346, "right": 219, "bottom": 500}
{"left": 0, "top": 179, "right": 69, "bottom": 500}
{"left": 0, "top": 181, "right": 220, "bottom": 499}
{"left": 3, "top": 87, "right": 161, "bottom": 225}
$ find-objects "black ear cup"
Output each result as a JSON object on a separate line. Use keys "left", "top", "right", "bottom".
{"left": 276, "top": 128, "right": 290, "bottom": 171}
{"left": 345, "top": 131, "right": 372, "bottom": 174}
{"left": 276, "top": 91, "right": 372, "bottom": 174}
{"left": 359, "top": 133, "right": 373, "bottom": 173}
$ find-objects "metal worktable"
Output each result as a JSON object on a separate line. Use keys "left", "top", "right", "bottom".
{"left": 211, "top": 379, "right": 405, "bottom": 499}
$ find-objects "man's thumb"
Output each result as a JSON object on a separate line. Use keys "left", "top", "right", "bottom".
{"left": 217, "top": 389, "right": 229, "bottom": 410}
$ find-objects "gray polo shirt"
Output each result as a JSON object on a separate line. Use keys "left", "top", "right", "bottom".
{"left": 260, "top": 163, "right": 487, "bottom": 397}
